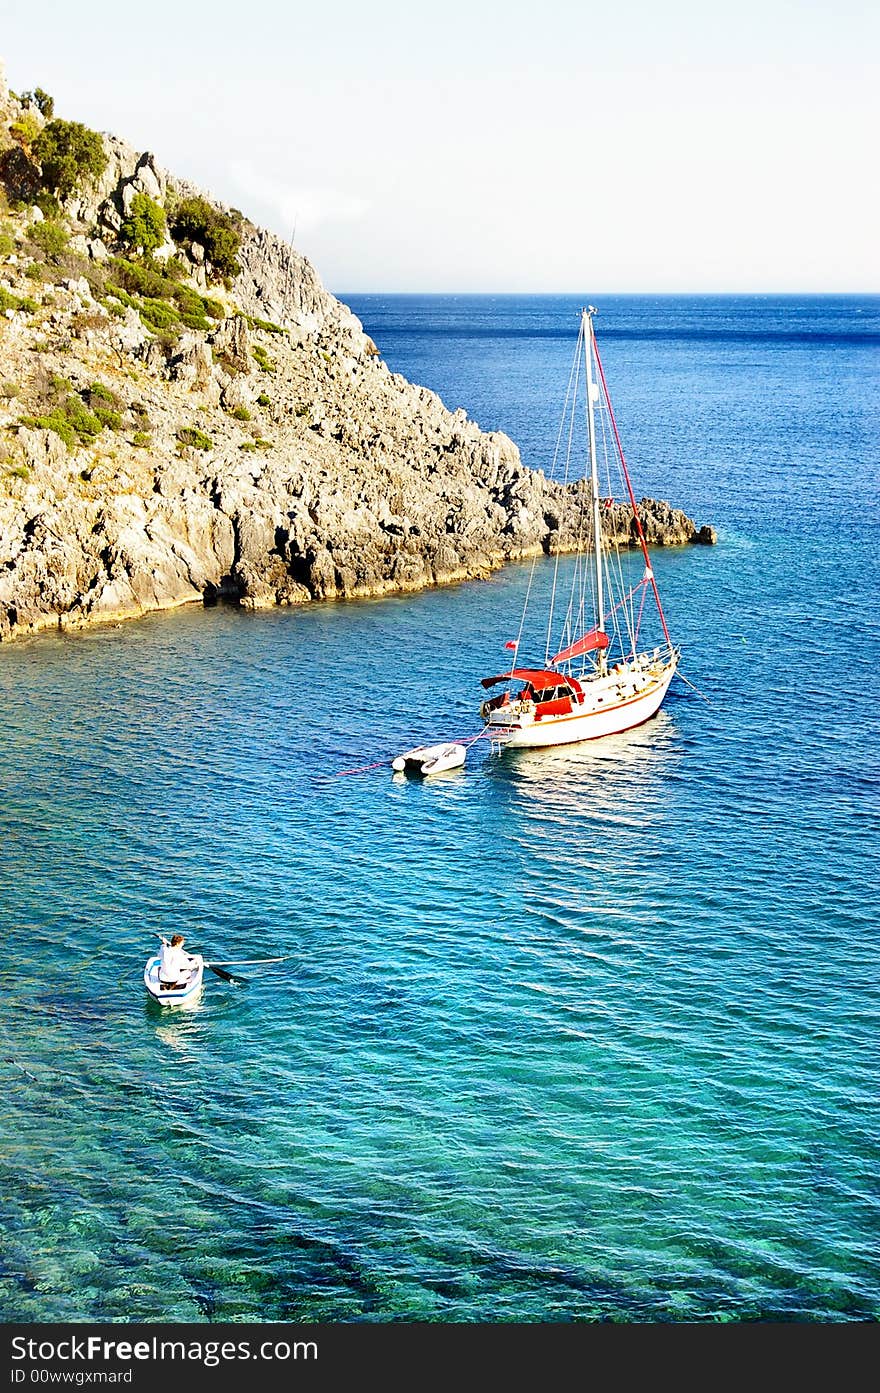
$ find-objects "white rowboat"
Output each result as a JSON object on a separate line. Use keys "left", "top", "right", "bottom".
{"left": 144, "top": 953, "right": 205, "bottom": 1005}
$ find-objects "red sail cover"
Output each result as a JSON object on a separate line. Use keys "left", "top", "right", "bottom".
{"left": 481, "top": 667, "right": 580, "bottom": 691}
{"left": 550, "top": 629, "right": 610, "bottom": 664}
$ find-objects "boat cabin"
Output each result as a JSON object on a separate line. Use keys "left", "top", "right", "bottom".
{"left": 524, "top": 682, "right": 575, "bottom": 717}
{"left": 480, "top": 667, "right": 584, "bottom": 719}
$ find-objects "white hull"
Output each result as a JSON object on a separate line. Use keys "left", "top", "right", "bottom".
{"left": 144, "top": 954, "right": 204, "bottom": 1005}
{"left": 490, "top": 657, "right": 677, "bottom": 749}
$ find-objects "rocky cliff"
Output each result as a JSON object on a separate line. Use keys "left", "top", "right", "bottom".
{"left": 0, "top": 65, "right": 714, "bottom": 643}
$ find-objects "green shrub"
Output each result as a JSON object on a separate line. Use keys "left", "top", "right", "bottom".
{"left": 88, "top": 382, "right": 117, "bottom": 404}
{"left": 177, "top": 426, "right": 212, "bottom": 451}
{"left": 0, "top": 287, "right": 37, "bottom": 314}
{"left": 7, "top": 463, "right": 31, "bottom": 480}
{"left": 21, "top": 88, "right": 54, "bottom": 119}
{"left": 246, "top": 314, "right": 285, "bottom": 334}
{"left": 62, "top": 396, "right": 103, "bottom": 441}
{"left": 132, "top": 430, "right": 151, "bottom": 448}
{"left": 21, "top": 385, "right": 107, "bottom": 448}
{"left": 30, "top": 411, "right": 76, "bottom": 448}
{"left": 0, "top": 146, "right": 42, "bottom": 204}
{"left": 106, "top": 257, "right": 223, "bottom": 330}
{"left": 252, "top": 344, "right": 275, "bottom": 373}
{"left": 256, "top": 392, "right": 271, "bottom": 408}
{"left": 120, "top": 194, "right": 166, "bottom": 255}
{"left": 238, "top": 441, "right": 258, "bottom": 452}
{"left": 160, "top": 255, "right": 188, "bottom": 281}
{"left": 94, "top": 406, "right": 122, "bottom": 431}
{"left": 203, "top": 222, "right": 240, "bottom": 279}
{"left": 169, "top": 196, "right": 241, "bottom": 278}
{"left": 105, "top": 286, "right": 137, "bottom": 311}
{"left": 0, "top": 232, "right": 14, "bottom": 257}
{"left": 172, "top": 284, "right": 210, "bottom": 331}
{"left": 10, "top": 112, "right": 42, "bottom": 149}
{"left": 24, "top": 261, "right": 44, "bottom": 281}
{"left": 32, "top": 120, "right": 107, "bottom": 198}
{"left": 201, "top": 294, "right": 225, "bottom": 318}
{"left": 229, "top": 405, "right": 251, "bottom": 421}
{"left": 139, "top": 297, "right": 179, "bottom": 331}
{"left": 110, "top": 256, "right": 169, "bottom": 299}
{"left": 29, "top": 218, "right": 69, "bottom": 260}
{"left": 1, "top": 382, "right": 19, "bottom": 399}
{"left": 34, "top": 190, "right": 61, "bottom": 219}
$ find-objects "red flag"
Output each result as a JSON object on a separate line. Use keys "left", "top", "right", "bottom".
{"left": 504, "top": 640, "right": 517, "bottom": 650}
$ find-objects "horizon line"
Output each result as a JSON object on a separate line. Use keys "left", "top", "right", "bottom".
{"left": 333, "top": 288, "right": 880, "bottom": 298}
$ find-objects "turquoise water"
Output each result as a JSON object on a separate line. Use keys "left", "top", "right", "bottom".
{"left": 1, "top": 296, "right": 878, "bottom": 1322}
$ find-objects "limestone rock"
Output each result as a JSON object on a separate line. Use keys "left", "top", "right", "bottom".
{"left": 211, "top": 316, "right": 251, "bottom": 373}
{"left": 0, "top": 92, "right": 714, "bottom": 645}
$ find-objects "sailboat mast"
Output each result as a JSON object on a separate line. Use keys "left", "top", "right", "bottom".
{"left": 583, "top": 307, "right": 605, "bottom": 668}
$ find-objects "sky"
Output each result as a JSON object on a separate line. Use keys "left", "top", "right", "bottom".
{"left": 2, "top": 0, "right": 878, "bottom": 292}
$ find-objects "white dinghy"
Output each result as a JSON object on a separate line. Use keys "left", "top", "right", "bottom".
{"left": 391, "top": 743, "right": 467, "bottom": 776}
{"left": 143, "top": 953, "right": 205, "bottom": 1005}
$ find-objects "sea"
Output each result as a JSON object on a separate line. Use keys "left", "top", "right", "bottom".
{"left": 0, "top": 294, "right": 877, "bottom": 1323}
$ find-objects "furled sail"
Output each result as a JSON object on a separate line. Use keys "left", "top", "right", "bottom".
{"left": 550, "top": 629, "right": 609, "bottom": 665}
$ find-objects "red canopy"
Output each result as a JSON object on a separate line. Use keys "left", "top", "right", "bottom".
{"left": 550, "top": 629, "right": 610, "bottom": 664}
{"left": 480, "top": 667, "right": 581, "bottom": 692}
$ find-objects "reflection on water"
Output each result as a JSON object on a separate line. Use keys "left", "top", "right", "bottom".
{"left": 496, "top": 711, "right": 679, "bottom": 787}
{"left": 149, "top": 995, "right": 206, "bottom": 1054}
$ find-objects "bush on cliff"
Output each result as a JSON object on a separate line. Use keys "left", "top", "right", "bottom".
{"left": 107, "top": 256, "right": 225, "bottom": 333}
{"left": 10, "top": 111, "right": 42, "bottom": 150}
{"left": 119, "top": 193, "right": 166, "bottom": 255}
{"left": 29, "top": 218, "right": 69, "bottom": 260}
{"left": 252, "top": 344, "right": 275, "bottom": 373}
{"left": 85, "top": 383, "right": 122, "bottom": 430}
{"left": 21, "top": 395, "right": 104, "bottom": 448}
{"left": 169, "top": 196, "right": 241, "bottom": 279}
{"left": 0, "top": 145, "right": 43, "bottom": 204}
{"left": 21, "top": 88, "right": 54, "bottom": 119}
{"left": 0, "top": 286, "right": 39, "bottom": 315}
{"left": 17, "top": 374, "right": 114, "bottom": 449}
{"left": 177, "top": 426, "right": 212, "bottom": 451}
{"left": 31, "top": 119, "right": 107, "bottom": 199}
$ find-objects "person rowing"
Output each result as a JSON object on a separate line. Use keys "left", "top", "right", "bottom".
{"left": 157, "top": 934, "right": 201, "bottom": 991}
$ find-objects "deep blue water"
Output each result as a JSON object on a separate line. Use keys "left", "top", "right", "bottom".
{"left": 0, "top": 295, "right": 878, "bottom": 1322}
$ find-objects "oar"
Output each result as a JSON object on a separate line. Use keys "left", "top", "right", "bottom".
{"left": 201, "top": 956, "right": 290, "bottom": 986}
{"left": 204, "top": 957, "right": 290, "bottom": 967}
{"left": 203, "top": 961, "right": 249, "bottom": 986}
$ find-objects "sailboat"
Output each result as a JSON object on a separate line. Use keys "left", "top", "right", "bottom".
{"left": 479, "top": 306, "right": 680, "bottom": 749}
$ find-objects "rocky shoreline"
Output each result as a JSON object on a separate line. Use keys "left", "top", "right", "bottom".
{"left": 0, "top": 64, "right": 715, "bottom": 645}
